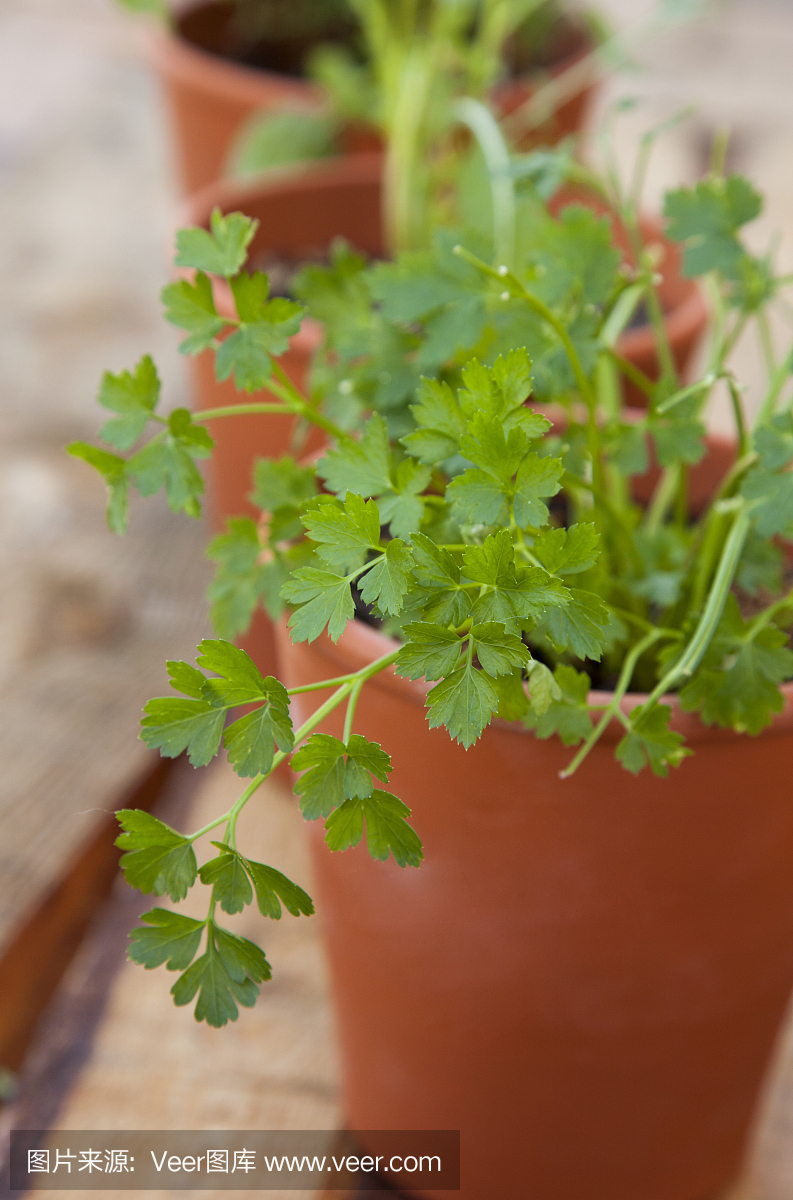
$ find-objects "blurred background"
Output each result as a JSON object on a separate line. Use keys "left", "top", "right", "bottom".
{"left": 3, "top": 1, "right": 793, "bottom": 1197}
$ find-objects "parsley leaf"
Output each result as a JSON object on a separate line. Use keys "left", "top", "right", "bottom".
{"left": 663, "top": 176, "right": 762, "bottom": 278}
{"left": 67, "top": 442, "right": 129, "bottom": 533}
{"left": 161, "top": 272, "right": 227, "bottom": 354}
{"left": 215, "top": 281, "right": 304, "bottom": 393}
{"left": 524, "top": 663, "right": 592, "bottom": 745}
{"left": 679, "top": 595, "right": 793, "bottom": 734}
{"left": 140, "top": 640, "right": 293, "bottom": 776}
{"left": 324, "top": 790, "right": 423, "bottom": 867}
{"left": 198, "top": 844, "right": 253, "bottom": 914}
{"left": 426, "top": 661, "right": 499, "bottom": 748}
{"left": 536, "top": 588, "right": 610, "bottom": 661}
{"left": 291, "top": 732, "right": 392, "bottom": 819}
{"left": 97, "top": 355, "right": 160, "bottom": 450}
{"left": 616, "top": 704, "right": 690, "bottom": 777}
{"left": 533, "top": 523, "right": 600, "bottom": 575}
{"left": 115, "top": 810, "right": 198, "bottom": 902}
{"left": 174, "top": 209, "right": 258, "bottom": 278}
{"left": 281, "top": 567, "right": 355, "bottom": 643}
{"left": 358, "top": 539, "right": 414, "bottom": 615}
{"left": 395, "top": 623, "right": 464, "bottom": 681}
{"left": 301, "top": 493, "right": 382, "bottom": 570}
{"left": 127, "top": 407, "right": 213, "bottom": 519}
{"left": 245, "top": 860, "right": 314, "bottom": 919}
{"left": 128, "top": 909, "right": 205, "bottom": 971}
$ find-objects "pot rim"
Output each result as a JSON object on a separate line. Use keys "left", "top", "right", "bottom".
{"left": 281, "top": 613, "right": 793, "bottom": 748}
{"left": 147, "top": 18, "right": 323, "bottom": 109}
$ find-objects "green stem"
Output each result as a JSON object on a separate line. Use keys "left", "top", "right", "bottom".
{"left": 187, "top": 647, "right": 401, "bottom": 842}
{"left": 559, "top": 628, "right": 668, "bottom": 779}
{"left": 194, "top": 404, "right": 294, "bottom": 421}
{"left": 342, "top": 677, "right": 365, "bottom": 744}
{"left": 642, "top": 504, "right": 753, "bottom": 712}
{"left": 454, "top": 97, "right": 515, "bottom": 270}
{"left": 758, "top": 308, "right": 777, "bottom": 381}
{"left": 755, "top": 342, "right": 793, "bottom": 427}
{"left": 452, "top": 244, "right": 597, "bottom": 412}
{"left": 726, "top": 377, "right": 749, "bottom": 456}
{"left": 644, "top": 464, "right": 681, "bottom": 536}
{"left": 606, "top": 349, "right": 655, "bottom": 400}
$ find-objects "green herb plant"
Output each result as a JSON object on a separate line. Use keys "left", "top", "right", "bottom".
{"left": 71, "top": 130, "right": 793, "bottom": 1026}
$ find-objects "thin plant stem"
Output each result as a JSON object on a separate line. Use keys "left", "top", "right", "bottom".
{"left": 454, "top": 97, "right": 515, "bottom": 270}
{"left": 605, "top": 349, "right": 655, "bottom": 400}
{"left": 343, "top": 677, "right": 365, "bottom": 744}
{"left": 559, "top": 628, "right": 669, "bottom": 778}
{"left": 187, "top": 647, "right": 401, "bottom": 842}
{"left": 641, "top": 504, "right": 753, "bottom": 712}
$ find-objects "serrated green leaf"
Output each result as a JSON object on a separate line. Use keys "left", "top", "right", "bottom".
{"left": 97, "top": 355, "right": 160, "bottom": 450}
{"left": 470, "top": 622, "right": 530, "bottom": 676}
{"left": 128, "top": 909, "right": 205, "bottom": 971}
{"left": 282, "top": 567, "right": 355, "bottom": 643}
{"left": 174, "top": 209, "right": 258, "bottom": 278}
{"left": 223, "top": 690, "right": 294, "bottom": 778}
{"left": 213, "top": 924, "right": 271, "bottom": 984}
{"left": 140, "top": 696, "right": 226, "bottom": 766}
{"left": 301, "top": 493, "right": 382, "bottom": 569}
{"left": 533, "top": 523, "right": 600, "bottom": 575}
{"left": 128, "top": 434, "right": 205, "bottom": 519}
{"left": 538, "top": 588, "right": 609, "bottom": 660}
{"left": 67, "top": 441, "right": 129, "bottom": 533}
{"left": 513, "top": 452, "right": 564, "bottom": 528}
{"left": 448, "top": 466, "right": 509, "bottom": 525}
{"left": 161, "top": 272, "right": 227, "bottom": 354}
{"left": 493, "top": 667, "right": 531, "bottom": 721}
{"left": 318, "top": 413, "right": 392, "bottom": 496}
{"left": 343, "top": 733, "right": 392, "bottom": 798}
{"left": 198, "top": 845, "right": 253, "bottom": 914}
{"left": 115, "top": 809, "right": 198, "bottom": 902}
{"left": 245, "top": 860, "right": 314, "bottom": 919}
{"left": 524, "top": 663, "right": 592, "bottom": 745}
{"left": 664, "top": 175, "right": 761, "bottom": 278}
{"left": 678, "top": 594, "right": 793, "bottom": 734}
{"left": 250, "top": 455, "right": 317, "bottom": 512}
{"left": 741, "top": 466, "right": 793, "bottom": 538}
{"left": 426, "top": 661, "right": 499, "bottom": 748}
{"left": 324, "top": 790, "right": 423, "bottom": 867}
{"left": 291, "top": 732, "right": 347, "bottom": 819}
{"left": 358, "top": 539, "right": 413, "bottom": 616}
{"left": 171, "top": 929, "right": 267, "bottom": 1028}
{"left": 526, "top": 659, "right": 562, "bottom": 716}
{"left": 409, "top": 533, "right": 471, "bottom": 625}
{"left": 402, "top": 377, "right": 466, "bottom": 462}
{"left": 616, "top": 704, "right": 690, "bottom": 777}
{"left": 206, "top": 517, "right": 269, "bottom": 639}
{"left": 214, "top": 295, "right": 303, "bottom": 393}
{"left": 195, "top": 639, "right": 269, "bottom": 705}
{"left": 395, "top": 622, "right": 464, "bottom": 681}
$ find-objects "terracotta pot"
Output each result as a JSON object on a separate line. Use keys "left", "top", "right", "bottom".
{"left": 149, "top": 2, "right": 322, "bottom": 193}
{"left": 272, "top": 439, "right": 793, "bottom": 1200}
{"left": 150, "top": 1, "right": 599, "bottom": 193}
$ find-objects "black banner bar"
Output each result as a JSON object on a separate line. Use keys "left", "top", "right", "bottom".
{"left": 9, "top": 1130, "right": 460, "bottom": 1191}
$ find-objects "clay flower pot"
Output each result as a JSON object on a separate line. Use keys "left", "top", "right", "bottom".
{"left": 150, "top": 1, "right": 323, "bottom": 192}
{"left": 272, "top": 444, "right": 793, "bottom": 1200}
{"left": 150, "top": 1, "right": 599, "bottom": 193}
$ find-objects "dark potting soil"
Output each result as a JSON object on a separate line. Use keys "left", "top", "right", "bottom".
{"left": 178, "top": 0, "right": 589, "bottom": 83}
{"left": 178, "top": 0, "right": 360, "bottom": 77}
